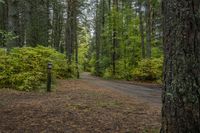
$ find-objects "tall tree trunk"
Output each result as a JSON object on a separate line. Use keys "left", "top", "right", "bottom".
{"left": 74, "top": 0, "right": 79, "bottom": 78}
{"left": 95, "top": 0, "right": 100, "bottom": 76}
{"left": 7, "top": 0, "right": 19, "bottom": 49}
{"left": 65, "top": 0, "right": 73, "bottom": 63}
{"left": 65, "top": 0, "right": 79, "bottom": 77}
{"left": 0, "top": 1, "right": 8, "bottom": 47}
{"left": 138, "top": 0, "right": 145, "bottom": 58}
{"left": 145, "top": 0, "right": 151, "bottom": 58}
{"left": 24, "top": 0, "right": 31, "bottom": 46}
{"left": 74, "top": 15, "right": 79, "bottom": 78}
{"left": 18, "top": 1, "right": 26, "bottom": 46}
{"left": 45, "top": 0, "right": 50, "bottom": 46}
{"left": 52, "top": 1, "right": 63, "bottom": 51}
{"left": 112, "top": 0, "right": 118, "bottom": 76}
{"left": 161, "top": 0, "right": 200, "bottom": 132}
{"left": 0, "top": 2, "right": 7, "bottom": 30}
{"left": 108, "top": 0, "right": 111, "bottom": 12}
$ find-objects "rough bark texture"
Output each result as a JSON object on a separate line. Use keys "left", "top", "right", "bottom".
{"left": 161, "top": 0, "right": 200, "bottom": 132}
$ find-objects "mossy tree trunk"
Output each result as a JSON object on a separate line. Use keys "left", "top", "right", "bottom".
{"left": 161, "top": 0, "right": 200, "bottom": 132}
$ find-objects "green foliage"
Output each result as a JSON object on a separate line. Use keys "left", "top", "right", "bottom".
{"left": 152, "top": 47, "right": 163, "bottom": 58}
{"left": 102, "top": 59, "right": 133, "bottom": 80}
{"left": 132, "top": 57, "right": 163, "bottom": 82}
{"left": 0, "top": 30, "right": 18, "bottom": 47}
{"left": 78, "top": 44, "right": 89, "bottom": 72}
{"left": 88, "top": 56, "right": 96, "bottom": 74}
{"left": 102, "top": 68, "right": 112, "bottom": 79}
{"left": 0, "top": 46, "right": 75, "bottom": 91}
{"left": 115, "top": 59, "right": 133, "bottom": 80}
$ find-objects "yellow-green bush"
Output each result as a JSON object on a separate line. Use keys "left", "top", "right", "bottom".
{"left": 132, "top": 58, "right": 163, "bottom": 82}
{"left": 0, "top": 46, "right": 75, "bottom": 91}
{"left": 103, "top": 68, "right": 112, "bottom": 79}
{"left": 102, "top": 59, "right": 133, "bottom": 80}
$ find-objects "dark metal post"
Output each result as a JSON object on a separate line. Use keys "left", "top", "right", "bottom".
{"left": 47, "top": 62, "right": 52, "bottom": 92}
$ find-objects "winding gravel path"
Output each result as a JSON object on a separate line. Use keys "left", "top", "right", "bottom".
{"left": 80, "top": 73, "right": 162, "bottom": 106}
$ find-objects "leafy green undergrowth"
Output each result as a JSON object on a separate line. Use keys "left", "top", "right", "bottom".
{"left": 0, "top": 46, "right": 75, "bottom": 91}
{"left": 101, "top": 57, "right": 163, "bottom": 83}
{"left": 132, "top": 58, "right": 163, "bottom": 83}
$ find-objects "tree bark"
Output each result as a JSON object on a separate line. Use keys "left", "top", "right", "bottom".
{"left": 52, "top": 1, "right": 63, "bottom": 51}
{"left": 0, "top": 2, "right": 7, "bottom": 30}
{"left": 145, "top": 0, "right": 151, "bottom": 58}
{"left": 65, "top": 0, "right": 74, "bottom": 63}
{"left": 138, "top": 0, "right": 145, "bottom": 58}
{"left": 95, "top": 0, "right": 101, "bottom": 76}
{"left": 112, "top": 0, "right": 118, "bottom": 76}
{"left": 161, "top": 0, "right": 200, "bottom": 132}
{"left": 7, "top": 0, "right": 19, "bottom": 49}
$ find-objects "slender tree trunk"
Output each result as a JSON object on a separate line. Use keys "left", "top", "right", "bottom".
{"left": 0, "top": 2, "right": 6, "bottom": 30}
{"left": 45, "top": 0, "right": 50, "bottom": 46}
{"left": 7, "top": 0, "right": 19, "bottom": 49}
{"left": 74, "top": 1, "right": 79, "bottom": 78}
{"left": 108, "top": 0, "right": 111, "bottom": 12}
{"left": 0, "top": 2, "right": 8, "bottom": 46}
{"left": 161, "top": 0, "right": 200, "bottom": 132}
{"left": 145, "top": 0, "right": 151, "bottom": 58}
{"left": 24, "top": 0, "right": 31, "bottom": 46}
{"left": 74, "top": 18, "right": 79, "bottom": 78}
{"left": 52, "top": 1, "right": 63, "bottom": 51}
{"left": 18, "top": 1, "right": 26, "bottom": 46}
{"left": 95, "top": 0, "right": 100, "bottom": 76}
{"left": 138, "top": 1, "right": 145, "bottom": 58}
{"left": 65, "top": 0, "right": 79, "bottom": 77}
{"left": 112, "top": 0, "right": 118, "bottom": 76}
{"left": 65, "top": 0, "right": 73, "bottom": 63}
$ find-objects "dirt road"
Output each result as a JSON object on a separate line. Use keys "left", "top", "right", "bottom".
{"left": 81, "top": 73, "right": 162, "bottom": 106}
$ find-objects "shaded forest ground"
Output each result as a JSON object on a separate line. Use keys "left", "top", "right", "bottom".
{"left": 0, "top": 80, "right": 161, "bottom": 133}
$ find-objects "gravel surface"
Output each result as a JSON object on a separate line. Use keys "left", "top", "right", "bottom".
{"left": 81, "top": 72, "right": 162, "bottom": 106}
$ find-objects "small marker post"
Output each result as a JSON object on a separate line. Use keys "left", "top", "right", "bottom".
{"left": 47, "top": 62, "right": 52, "bottom": 92}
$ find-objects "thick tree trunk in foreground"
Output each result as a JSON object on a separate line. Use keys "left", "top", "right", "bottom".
{"left": 161, "top": 0, "right": 200, "bottom": 132}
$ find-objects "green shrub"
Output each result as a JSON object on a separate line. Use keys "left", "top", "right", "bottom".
{"left": 132, "top": 57, "right": 163, "bottom": 82}
{"left": 115, "top": 59, "right": 133, "bottom": 80}
{"left": 102, "top": 59, "right": 133, "bottom": 80}
{"left": 0, "top": 46, "right": 75, "bottom": 91}
{"left": 103, "top": 68, "right": 112, "bottom": 79}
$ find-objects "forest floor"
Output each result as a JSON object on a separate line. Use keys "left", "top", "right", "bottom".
{"left": 0, "top": 75, "right": 161, "bottom": 133}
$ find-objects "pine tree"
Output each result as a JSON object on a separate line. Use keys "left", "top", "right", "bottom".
{"left": 161, "top": 0, "right": 200, "bottom": 132}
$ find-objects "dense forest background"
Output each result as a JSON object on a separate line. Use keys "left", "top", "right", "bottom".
{"left": 0, "top": 0, "right": 163, "bottom": 90}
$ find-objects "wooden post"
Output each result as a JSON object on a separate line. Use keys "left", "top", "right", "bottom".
{"left": 47, "top": 62, "right": 52, "bottom": 92}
